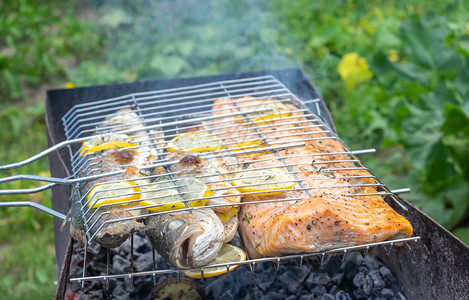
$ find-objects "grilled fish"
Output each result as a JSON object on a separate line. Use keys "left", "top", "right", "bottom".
{"left": 167, "top": 151, "right": 241, "bottom": 243}
{"left": 145, "top": 208, "right": 225, "bottom": 269}
{"left": 211, "top": 96, "right": 413, "bottom": 258}
{"left": 70, "top": 166, "right": 146, "bottom": 248}
{"left": 70, "top": 108, "right": 161, "bottom": 248}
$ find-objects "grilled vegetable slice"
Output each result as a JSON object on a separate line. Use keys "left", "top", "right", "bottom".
{"left": 87, "top": 180, "right": 140, "bottom": 208}
{"left": 182, "top": 244, "right": 246, "bottom": 279}
{"left": 231, "top": 167, "right": 296, "bottom": 195}
{"left": 140, "top": 178, "right": 212, "bottom": 212}
{"left": 151, "top": 278, "right": 204, "bottom": 300}
{"left": 167, "top": 131, "right": 224, "bottom": 152}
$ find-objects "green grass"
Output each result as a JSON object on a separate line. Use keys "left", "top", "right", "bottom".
{"left": 0, "top": 102, "right": 56, "bottom": 299}
{"left": 0, "top": 221, "right": 56, "bottom": 299}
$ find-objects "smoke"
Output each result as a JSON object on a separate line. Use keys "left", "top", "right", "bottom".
{"left": 93, "top": 0, "right": 299, "bottom": 81}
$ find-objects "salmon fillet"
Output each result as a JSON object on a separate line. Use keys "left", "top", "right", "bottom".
{"left": 210, "top": 96, "right": 413, "bottom": 258}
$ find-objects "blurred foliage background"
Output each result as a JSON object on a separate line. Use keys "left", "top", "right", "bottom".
{"left": 1, "top": 0, "right": 468, "bottom": 298}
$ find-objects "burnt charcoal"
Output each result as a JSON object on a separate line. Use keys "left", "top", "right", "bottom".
{"left": 299, "top": 294, "right": 315, "bottom": 300}
{"left": 358, "top": 265, "right": 369, "bottom": 274}
{"left": 362, "top": 274, "right": 374, "bottom": 295}
{"left": 306, "top": 273, "right": 331, "bottom": 288}
{"left": 68, "top": 280, "right": 81, "bottom": 292}
{"left": 70, "top": 266, "right": 83, "bottom": 278}
{"left": 361, "top": 256, "right": 380, "bottom": 271}
{"left": 87, "top": 261, "right": 107, "bottom": 275}
{"left": 82, "top": 289, "right": 103, "bottom": 299}
{"left": 353, "top": 272, "right": 374, "bottom": 295}
{"left": 334, "top": 290, "right": 352, "bottom": 300}
{"left": 379, "top": 288, "right": 395, "bottom": 298}
{"left": 392, "top": 292, "right": 406, "bottom": 300}
{"left": 134, "top": 279, "right": 154, "bottom": 300}
{"left": 205, "top": 274, "right": 230, "bottom": 299}
{"left": 379, "top": 266, "right": 394, "bottom": 283}
{"left": 261, "top": 290, "right": 287, "bottom": 300}
{"left": 332, "top": 272, "right": 344, "bottom": 285}
{"left": 86, "top": 242, "right": 101, "bottom": 256}
{"left": 279, "top": 271, "right": 302, "bottom": 294}
{"left": 353, "top": 289, "right": 367, "bottom": 299}
{"left": 112, "top": 284, "right": 130, "bottom": 299}
{"left": 311, "top": 284, "right": 327, "bottom": 296}
{"left": 320, "top": 293, "right": 335, "bottom": 300}
{"left": 219, "top": 290, "right": 234, "bottom": 300}
{"left": 321, "top": 255, "right": 342, "bottom": 274}
{"left": 285, "top": 265, "right": 310, "bottom": 282}
{"left": 353, "top": 272, "right": 365, "bottom": 288}
{"left": 133, "top": 251, "right": 153, "bottom": 272}
{"left": 245, "top": 269, "right": 276, "bottom": 292}
{"left": 133, "top": 232, "right": 150, "bottom": 254}
{"left": 114, "top": 238, "right": 132, "bottom": 258}
{"left": 112, "top": 255, "right": 131, "bottom": 274}
{"left": 370, "top": 270, "right": 386, "bottom": 291}
{"left": 341, "top": 252, "right": 363, "bottom": 280}
{"left": 329, "top": 285, "right": 339, "bottom": 295}
{"left": 68, "top": 229, "right": 407, "bottom": 300}
{"left": 244, "top": 286, "right": 263, "bottom": 300}
{"left": 103, "top": 279, "right": 117, "bottom": 295}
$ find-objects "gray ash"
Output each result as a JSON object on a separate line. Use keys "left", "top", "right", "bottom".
{"left": 66, "top": 233, "right": 406, "bottom": 300}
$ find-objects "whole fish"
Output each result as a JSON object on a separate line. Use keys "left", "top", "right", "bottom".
{"left": 69, "top": 108, "right": 162, "bottom": 248}
{"left": 145, "top": 208, "right": 225, "bottom": 269}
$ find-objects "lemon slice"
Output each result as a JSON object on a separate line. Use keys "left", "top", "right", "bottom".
{"left": 231, "top": 167, "right": 296, "bottom": 195}
{"left": 87, "top": 180, "right": 140, "bottom": 208}
{"left": 231, "top": 140, "right": 265, "bottom": 151}
{"left": 238, "top": 99, "right": 291, "bottom": 125}
{"left": 215, "top": 207, "right": 240, "bottom": 223}
{"left": 167, "top": 131, "right": 224, "bottom": 152}
{"left": 231, "top": 140, "right": 270, "bottom": 157}
{"left": 140, "top": 178, "right": 213, "bottom": 212}
{"left": 182, "top": 244, "right": 246, "bottom": 278}
{"left": 80, "top": 133, "right": 137, "bottom": 155}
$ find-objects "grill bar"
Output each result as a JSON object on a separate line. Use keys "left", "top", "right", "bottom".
{"left": 68, "top": 236, "right": 421, "bottom": 283}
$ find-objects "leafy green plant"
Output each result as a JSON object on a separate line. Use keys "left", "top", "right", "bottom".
{"left": 367, "top": 7, "right": 469, "bottom": 230}
{"left": 0, "top": 0, "right": 104, "bottom": 103}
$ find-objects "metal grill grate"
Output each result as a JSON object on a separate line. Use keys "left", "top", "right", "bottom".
{"left": 57, "top": 75, "right": 419, "bottom": 283}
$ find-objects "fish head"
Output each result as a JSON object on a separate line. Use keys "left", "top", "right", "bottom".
{"left": 146, "top": 209, "right": 225, "bottom": 269}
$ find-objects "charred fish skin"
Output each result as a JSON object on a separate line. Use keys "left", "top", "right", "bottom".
{"left": 145, "top": 209, "right": 225, "bottom": 269}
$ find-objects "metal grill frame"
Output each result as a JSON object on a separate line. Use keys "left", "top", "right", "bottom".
{"left": 50, "top": 74, "right": 419, "bottom": 283}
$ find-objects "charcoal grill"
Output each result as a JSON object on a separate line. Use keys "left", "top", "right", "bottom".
{"left": 1, "top": 69, "right": 468, "bottom": 299}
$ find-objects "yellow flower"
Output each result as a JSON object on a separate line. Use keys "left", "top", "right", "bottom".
{"left": 65, "top": 82, "right": 75, "bottom": 89}
{"left": 387, "top": 49, "right": 399, "bottom": 62}
{"left": 337, "top": 52, "right": 373, "bottom": 90}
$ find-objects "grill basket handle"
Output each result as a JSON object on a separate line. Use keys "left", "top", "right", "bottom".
{"left": 0, "top": 201, "right": 66, "bottom": 220}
